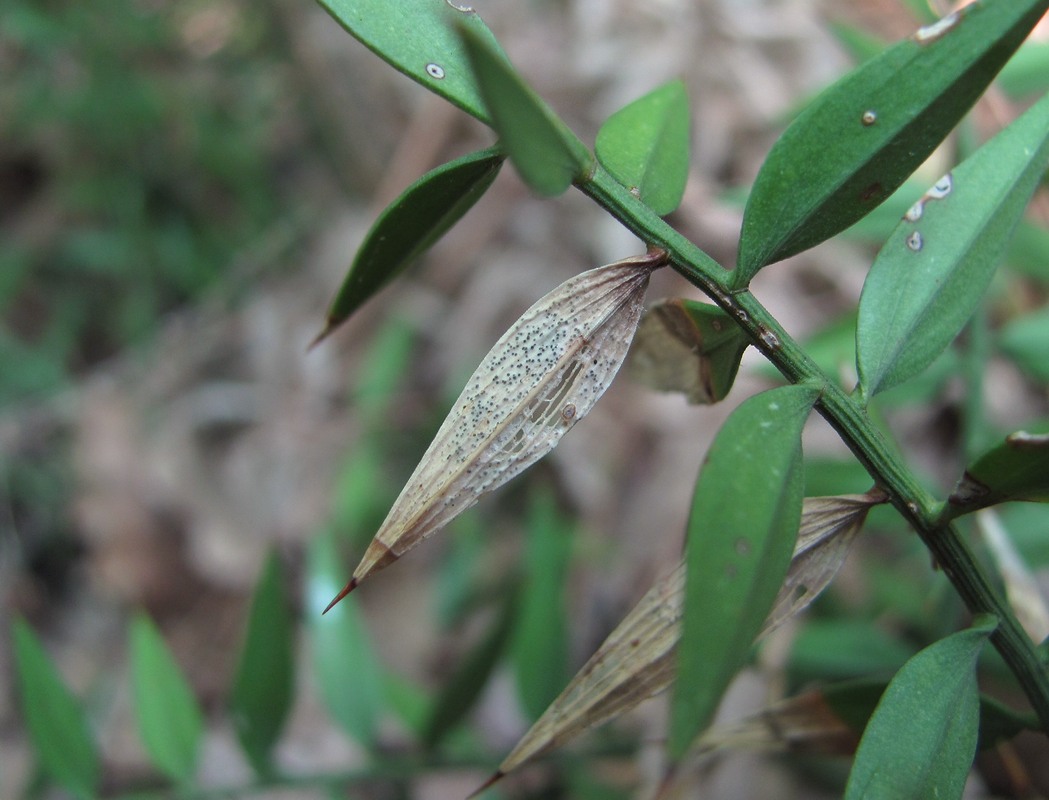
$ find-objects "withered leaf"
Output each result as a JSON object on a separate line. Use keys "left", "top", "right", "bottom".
{"left": 627, "top": 299, "right": 749, "bottom": 404}
{"left": 325, "top": 252, "right": 666, "bottom": 610}
{"left": 488, "top": 492, "right": 880, "bottom": 782}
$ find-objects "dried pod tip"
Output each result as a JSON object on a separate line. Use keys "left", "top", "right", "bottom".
{"left": 322, "top": 578, "right": 358, "bottom": 614}
{"left": 307, "top": 321, "right": 335, "bottom": 352}
{"left": 467, "top": 771, "right": 504, "bottom": 799}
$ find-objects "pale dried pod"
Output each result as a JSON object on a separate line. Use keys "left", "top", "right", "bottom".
{"left": 325, "top": 251, "right": 667, "bottom": 610}
{"left": 486, "top": 492, "right": 880, "bottom": 786}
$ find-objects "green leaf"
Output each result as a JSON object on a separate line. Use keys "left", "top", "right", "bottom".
{"left": 314, "top": 0, "right": 504, "bottom": 123}
{"left": 313, "top": 147, "right": 504, "bottom": 342}
{"left": 999, "top": 305, "right": 1049, "bottom": 382}
{"left": 844, "top": 616, "right": 998, "bottom": 800}
{"left": 229, "top": 551, "right": 295, "bottom": 775}
{"left": 421, "top": 586, "right": 517, "bottom": 750}
{"left": 306, "top": 530, "right": 385, "bottom": 747}
{"left": 627, "top": 299, "right": 750, "bottom": 404}
{"left": 12, "top": 619, "right": 100, "bottom": 799}
{"left": 736, "top": 0, "right": 1049, "bottom": 285}
{"left": 510, "top": 487, "right": 572, "bottom": 721}
{"left": 669, "top": 383, "right": 818, "bottom": 757}
{"left": 947, "top": 424, "right": 1049, "bottom": 516}
{"left": 595, "top": 80, "right": 690, "bottom": 215}
{"left": 856, "top": 90, "right": 1049, "bottom": 398}
{"left": 459, "top": 25, "right": 592, "bottom": 196}
{"left": 129, "top": 615, "right": 204, "bottom": 783}
{"left": 819, "top": 677, "right": 1032, "bottom": 750}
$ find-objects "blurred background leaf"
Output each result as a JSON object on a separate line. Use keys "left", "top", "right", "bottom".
{"left": 129, "top": 614, "right": 205, "bottom": 784}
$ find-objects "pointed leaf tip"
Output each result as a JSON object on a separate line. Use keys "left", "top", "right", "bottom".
{"left": 459, "top": 24, "right": 591, "bottom": 195}
{"left": 595, "top": 79, "right": 691, "bottom": 215}
{"left": 467, "top": 770, "right": 505, "bottom": 798}
{"left": 319, "top": 146, "right": 504, "bottom": 337}
{"left": 307, "top": 323, "right": 335, "bottom": 352}
{"left": 322, "top": 578, "right": 358, "bottom": 614}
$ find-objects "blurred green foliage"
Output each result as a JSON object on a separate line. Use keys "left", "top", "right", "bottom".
{"left": 1, "top": 0, "right": 303, "bottom": 404}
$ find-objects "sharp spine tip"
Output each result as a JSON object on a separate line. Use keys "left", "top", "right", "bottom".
{"left": 307, "top": 322, "right": 334, "bottom": 352}
{"left": 322, "top": 578, "right": 358, "bottom": 614}
{"left": 466, "top": 771, "right": 504, "bottom": 799}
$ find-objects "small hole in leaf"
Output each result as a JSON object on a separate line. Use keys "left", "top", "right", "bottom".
{"left": 426, "top": 63, "right": 446, "bottom": 79}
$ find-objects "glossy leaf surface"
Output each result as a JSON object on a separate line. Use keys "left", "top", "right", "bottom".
{"left": 314, "top": 147, "right": 504, "bottom": 343}
{"left": 736, "top": 0, "right": 1049, "bottom": 285}
{"left": 669, "top": 384, "right": 818, "bottom": 756}
{"left": 314, "top": 0, "right": 504, "bottom": 123}
{"left": 12, "top": 619, "right": 100, "bottom": 799}
{"left": 948, "top": 425, "right": 1049, "bottom": 515}
{"left": 844, "top": 616, "right": 997, "bottom": 800}
{"left": 857, "top": 90, "right": 1049, "bottom": 397}
{"left": 230, "top": 551, "right": 295, "bottom": 774}
{"left": 460, "top": 25, "right": 592, "bottom": 195}
{"left": 628, "top": 299, "right": 749, "bottom": 404}
{"left": 595, "top": 80, "right": 690, "bottom": 215}
{"left": 307, "top": 531, "right": 384, "bottom": 746}
{"left": 130, "top": 615, "right": 204, "bottom": 783}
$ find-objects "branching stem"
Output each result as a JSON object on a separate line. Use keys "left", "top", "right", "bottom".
{"left": 580, "top": 164, "right": 1049, "bottom": 733}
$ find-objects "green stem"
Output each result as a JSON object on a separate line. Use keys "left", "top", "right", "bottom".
{"left": 579, "top": 164, "right": 1049, "bottom": 733}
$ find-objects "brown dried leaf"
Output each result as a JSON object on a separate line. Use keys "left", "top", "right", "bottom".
{"left": 627, "top": 299, "right": 749, "bottom": 404}
{"left": 489, "top": 493, "right": 880, "bottom": 782}
{"left": 652, "top": 687, "right": 865, "bottom": 800}
{"left": 326, "top": 252, "right": 666, "bottom": 609}
{"left": 763, "top": 493, "right": 874, "bottom": 633}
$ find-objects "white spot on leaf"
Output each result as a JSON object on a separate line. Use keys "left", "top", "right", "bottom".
{"left": 928, "top": 173, "right": 953, "bottom": 199}
{"left": 914, "top": 11, "right": 960, "bottom": 44}
{"left": 906, "top": 231, "right": 923, "bottom": 251}
{"left": 426, "top": 63, "right": 446, "bottom": 79}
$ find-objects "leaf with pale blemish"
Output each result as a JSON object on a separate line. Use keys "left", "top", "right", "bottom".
{"left": 627, "top": 299, "right": 749, "bottom": 404}
{"left": 483, "top": 494, "right": 879, "bottom": 785}
{"left": 736, "top": 0, "right": 1049, "bottom": 284}
{"left": 315, "top": 0, "right": 505, "bottom": 124}
{"left": 325, "top": 252, "right": 666, "bottom": 609}
{"left": 856, "top": 89, "right": 1049, "bottom": 398}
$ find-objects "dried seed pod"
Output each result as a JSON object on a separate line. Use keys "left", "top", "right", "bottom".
{"left": 484, "top": 492, "right": 881, "bottom": 786}
{"left": 325, "top": 251, "right": 666, "bottom": 611}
